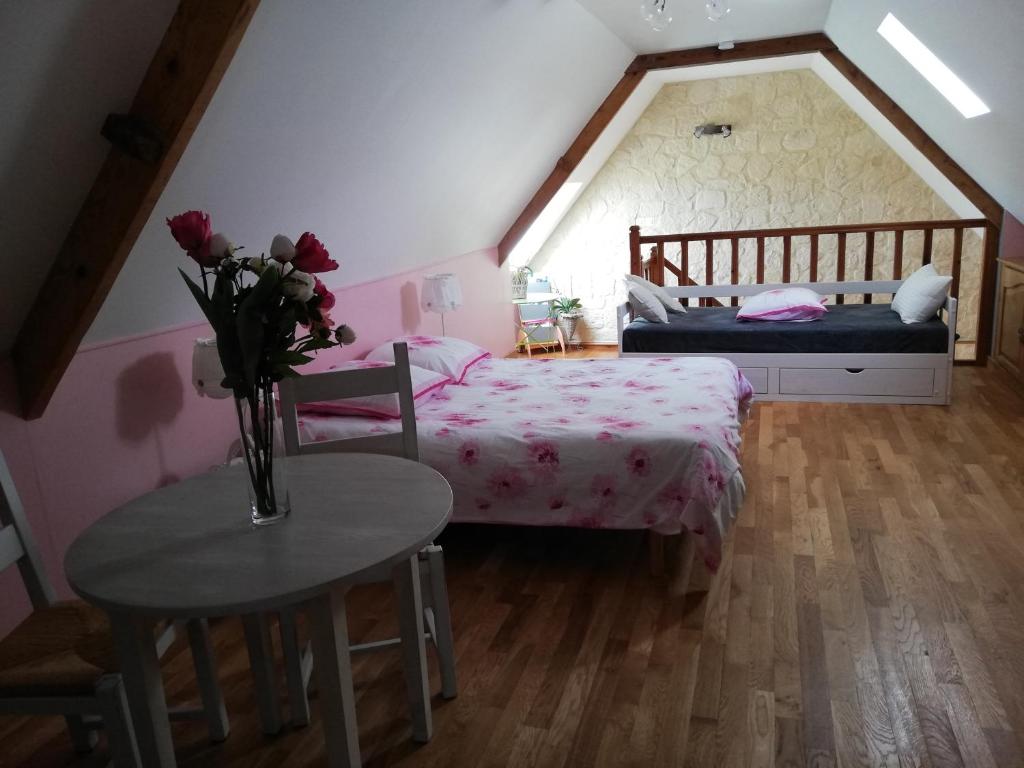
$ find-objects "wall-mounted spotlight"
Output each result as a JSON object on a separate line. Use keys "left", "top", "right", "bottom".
{"left": 694, "top": 123, "right": 732, "bottom": 138}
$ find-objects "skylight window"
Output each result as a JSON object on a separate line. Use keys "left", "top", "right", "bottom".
{"left": 877, "top": 13, "right": 989, "bottom": 118}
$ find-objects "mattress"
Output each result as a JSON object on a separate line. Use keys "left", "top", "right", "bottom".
{"left": 621, "top": 303, "right": 949, "bottom": 355}
{"left": 298, "top": 357, "right": 754, "bottom": 572}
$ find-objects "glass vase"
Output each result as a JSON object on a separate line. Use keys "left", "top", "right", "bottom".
{"left": 235, "top": 382, "right": 290, "bottom": 526}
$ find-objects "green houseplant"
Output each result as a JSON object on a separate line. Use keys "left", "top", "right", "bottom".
{"left": 550, "top": 296, "right": 583, "bottom": 347}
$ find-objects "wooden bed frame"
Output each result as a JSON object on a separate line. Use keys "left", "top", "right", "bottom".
{"left": 616, "top": 279, "right": 957, "bottom": 405}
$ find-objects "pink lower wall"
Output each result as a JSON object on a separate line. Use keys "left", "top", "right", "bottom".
{"left": 0, "top": 247, "right": 513, "bottom": 635}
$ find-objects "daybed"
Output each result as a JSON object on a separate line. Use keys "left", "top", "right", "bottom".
{"left": 296, "top": 354, "right": 753, "bottom": 572}
{"left": 617, "top": 279, "right": 957, "bottom": 405}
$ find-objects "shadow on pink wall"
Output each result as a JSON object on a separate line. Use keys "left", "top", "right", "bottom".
{"left": 0, "top": 247, "right": 513, "bottom": 635}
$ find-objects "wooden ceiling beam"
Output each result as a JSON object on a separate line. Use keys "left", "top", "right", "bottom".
{"left": 497, "top": 66, "right": 646, "bottom": 265}
{"left": 497, "top": 33, "right": 837, "bottom": 265}
{"left": 629, "top": 32, "right": 835, "bottom": 72}
{"left": 11, "top": 0, "right": 260, "bottom": 419}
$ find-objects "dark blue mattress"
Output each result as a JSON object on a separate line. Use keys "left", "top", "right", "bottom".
{"left": 621, "top": 303, "right": 948, "bottom": 354}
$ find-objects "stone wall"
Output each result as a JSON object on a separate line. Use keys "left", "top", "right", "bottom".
{"left": 531, "top": 69, "right": 982, "bottom": 344}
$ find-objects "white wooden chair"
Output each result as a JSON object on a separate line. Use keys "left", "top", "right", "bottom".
{"left": 0, "top": 449, "right": 229, "bottom": 766}
{"left": 272, "top": 342, "right": 457, "bottom": 727}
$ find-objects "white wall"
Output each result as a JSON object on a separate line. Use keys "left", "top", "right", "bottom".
{"left": 0, "top": 0, "right": 177, "bottom": 352}
{"left": 82, "top": 0, "right": 633, "bottom": 343}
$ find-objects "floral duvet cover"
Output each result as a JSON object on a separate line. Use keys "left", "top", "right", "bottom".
{"left": 298, "top": 356, "right": 753, "bottom": 571}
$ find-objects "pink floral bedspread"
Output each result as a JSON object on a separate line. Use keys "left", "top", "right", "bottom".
{"left": 298, "top": 357, "right": 753, "bottom": 571}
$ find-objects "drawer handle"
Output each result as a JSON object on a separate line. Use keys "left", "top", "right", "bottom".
{"left": 845, "top": 368, "right": 865, "bottom": 374}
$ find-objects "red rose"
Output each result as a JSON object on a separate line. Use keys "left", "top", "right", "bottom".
{"left": 292, "top": 232, "right": 338, "bottom": 273}
{"left": 312, "top": 277, "right": 336, "bottom": 311}
{"left": 167, "top": 211, "right": 215, "bottom": 266}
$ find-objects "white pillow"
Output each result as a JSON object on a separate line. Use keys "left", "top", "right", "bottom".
{"left": 891, "top": 264, "right": 952, "bottom": 324}
{"left": 296, "top": 361, "right": 449, "bottom": 419}
{"left": 736, "top": 287, "right": 828, "bottom": 322}
{"left": 366, "top": 335, "right": 490, "bottom": 384}
{"left": 627, "top": 283, "right": 669, "bottom": 323}
{"left": 625, "top": 273, "right": 686, "bottom": 313}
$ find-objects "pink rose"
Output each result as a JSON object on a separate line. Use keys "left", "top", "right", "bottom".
{"left": 292, "top": 232, "right": 338, "bottom": 273}
{"left": 167, "top": 210, "right": 215, "bottom": 266}
{"left": 312, "top": 277, "right": 336, "bottom": 311}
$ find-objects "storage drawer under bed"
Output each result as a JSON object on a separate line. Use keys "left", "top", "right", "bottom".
{"left": 738, "top": 367, "right": 769, "bottom": 394}
{"left": 779, "top": 367, "right": 935, "bottom": 398}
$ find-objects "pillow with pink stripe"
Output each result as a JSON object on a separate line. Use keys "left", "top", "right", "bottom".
{"left": 296, "top": 361, "right": 449, "bottom": 419}
{"left": 736, "top": 287, "right": 827, "bottom": 322}
{"left": 366, "top": 336, "right": 490, "bottom": 384}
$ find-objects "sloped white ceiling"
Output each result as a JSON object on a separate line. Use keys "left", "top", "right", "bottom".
{"left": 0, "top": 0, "right": 178, "bottom": 352}
{"left": 82, "top": 0, "right": 633, "bottom": 344}
{"left": 578, "top": 0, "right": 831, "bottom": 52}
{"left": 825, "top": 0, "right": 1024, "bottom": 224}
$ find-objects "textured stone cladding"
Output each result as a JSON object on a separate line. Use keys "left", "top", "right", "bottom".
{"left": 532, "top": 69, "right": 982, "bottom": 344}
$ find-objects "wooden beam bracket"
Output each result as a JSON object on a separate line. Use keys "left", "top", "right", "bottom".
{"left": 101, "top": 113, "right": 165, "bottom": 165}
{"left": 12, "top": 0, "right": 261, "bottom": 419}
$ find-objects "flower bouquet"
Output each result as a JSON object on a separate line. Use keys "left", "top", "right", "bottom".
{"left": 168, "top": 210, "right": 355, "bottom": 525}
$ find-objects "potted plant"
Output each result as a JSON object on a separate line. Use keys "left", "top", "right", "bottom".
{"left": 511, "top": 265, "right": 532, "bottom": 300}
{"left": 550, "top": 296, "right": 583, "bottom": 347}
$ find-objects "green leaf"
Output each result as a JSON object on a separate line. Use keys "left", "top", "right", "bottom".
{"left": 236, "top": 267, "right": 281, "bottom": 388}
{"left": 179, "top": 270, "right": 218, "bottom": 331}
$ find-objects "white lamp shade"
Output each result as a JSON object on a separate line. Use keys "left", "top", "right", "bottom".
{"left": 192, "top": 338, "right": 233, "bottom": 399}
{"left": 421, "top": 273, "right": 463, "bottom": 314}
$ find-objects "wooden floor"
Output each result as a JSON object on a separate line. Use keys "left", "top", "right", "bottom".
{"left": 4, "top": 361, "right": 1024, "bottom": 767}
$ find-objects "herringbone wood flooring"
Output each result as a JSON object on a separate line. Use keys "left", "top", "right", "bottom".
{"left": 2, "top": 361, "right": 1023, "bottom": 767}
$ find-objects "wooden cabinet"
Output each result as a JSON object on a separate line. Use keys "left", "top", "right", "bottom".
{"left": 994, "top": 259, "right": 1024, "bottom": 382}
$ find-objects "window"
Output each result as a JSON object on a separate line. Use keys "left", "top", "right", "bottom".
{"left": 877, "top": 13, "right": 989, "bottom": 118}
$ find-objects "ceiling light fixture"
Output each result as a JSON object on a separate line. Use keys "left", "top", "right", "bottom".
{"left": 705, "top": 0, "right": 730, "bottom": 22}
{"left": 640, "top": 0, "right": 672, "bottom": 32}
{"left": 877, "top": 13, "right": 990, "bottom": 118}
{"left": 641, "top": 0, "right": 732, "bottom": 32}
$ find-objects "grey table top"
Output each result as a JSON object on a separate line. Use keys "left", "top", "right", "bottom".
{"left": 64, "top": 453, "right": 453, "bottom": 618}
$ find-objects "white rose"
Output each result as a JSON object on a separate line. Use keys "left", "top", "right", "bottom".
{"left": 282, "top": 269, "right": 315, "bottom": 302}
{"left": 209, "top": 232, "right": 234, "bottom": 260}
{"left": 248, "top": 256, "right": 281, "bottom": 276}
{"left": 270, "top": 234, "right": 296, "bottom": 263}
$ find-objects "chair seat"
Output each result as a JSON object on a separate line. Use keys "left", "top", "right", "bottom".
{"left": 0, "top": 600, "right": 117, "bottom": 696}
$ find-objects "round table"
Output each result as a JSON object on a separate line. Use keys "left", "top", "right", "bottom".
{"left": 65, "top": 453, "right": 453, "bottom": 768}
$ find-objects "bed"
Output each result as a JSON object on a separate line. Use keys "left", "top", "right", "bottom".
{"left": 617, "top": 280, "right": 957, "bottom": 405}
{"left": 297, "top": 356, "right": 753, "bottom": 572}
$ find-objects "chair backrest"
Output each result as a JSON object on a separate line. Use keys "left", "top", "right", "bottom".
{"left": 279, "top": 342, "right": 419, "bottom": 461}
{"left": 0, "top": 449, "right": 56, "bottom": 610}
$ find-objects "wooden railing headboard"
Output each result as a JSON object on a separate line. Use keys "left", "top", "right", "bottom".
{"left": 628, "top": 218, "right": 997, "bottom": 364}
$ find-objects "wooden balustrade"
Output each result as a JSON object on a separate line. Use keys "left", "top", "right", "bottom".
{"left": 631, "top": 218, "right": 996, "bottom": 364}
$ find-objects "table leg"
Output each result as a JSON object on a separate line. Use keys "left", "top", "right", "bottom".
{"left": 109, "top": 611, "right": 176, "bottom": 768}
{"left": 185, "top": 619, "right": 230, "bottom": 742}
{"left": 241, "top": 614, "right": 282, "bottom": 736}
{"left": 393, "top": 555, "right": 432, "bottom": 742}
{"left": 306, "top": 586, "right": 360, "bottom": 768}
